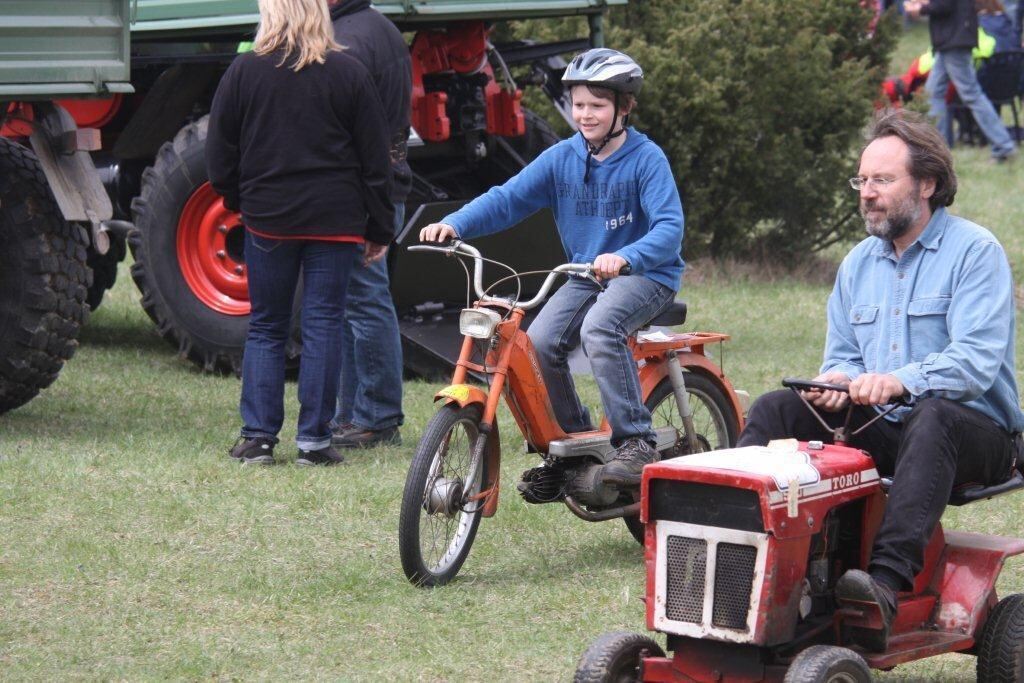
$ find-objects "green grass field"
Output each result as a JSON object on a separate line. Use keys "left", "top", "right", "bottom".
{"left": 3, "top": 19, "right": 1024, "bottom": 681}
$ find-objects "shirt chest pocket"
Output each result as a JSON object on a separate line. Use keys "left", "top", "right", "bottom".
{"left": 849, "top": 304, "right": 879, "bottom": 368}
{"left": 907, "top": 296, "right": 951, "bottom": 359}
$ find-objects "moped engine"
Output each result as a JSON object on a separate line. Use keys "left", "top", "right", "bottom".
{"left": 565, "top": 462, "right": 620, "bottom": 507}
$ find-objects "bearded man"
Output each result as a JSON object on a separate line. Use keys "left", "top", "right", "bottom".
{"left": 736, "top": 109, "right": 1023, "bottom": 651}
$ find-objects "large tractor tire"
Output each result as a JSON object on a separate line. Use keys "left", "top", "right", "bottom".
{"left": 0, "top": 138, "right": 91, "bottom": 414}
{"left": 129, "top": 116, "right": 300, "bottom": 374}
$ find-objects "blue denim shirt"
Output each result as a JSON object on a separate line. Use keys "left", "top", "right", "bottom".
{"left": 823, "top": 208, "right": 1024, "bottom": 432}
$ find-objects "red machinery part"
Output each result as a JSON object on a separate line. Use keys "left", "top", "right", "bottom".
{"left": 410, "top": 21, "right": 524, "bottom": 142}
{"left": 176, "top": 182, "right": 250, "bottom": 316}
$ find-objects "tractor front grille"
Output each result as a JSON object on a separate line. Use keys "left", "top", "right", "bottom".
{"left": 712, "top": 543, "right": 758, "bottom": 628}
{"left": 659, "top": 528, "right": 762, "bottom": 638}
{"left": 665, "top": 536, "right": 706, "bottom": 623}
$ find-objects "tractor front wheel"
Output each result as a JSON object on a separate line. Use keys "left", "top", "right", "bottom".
{"left": 573, "top": 631, "right": 664, "bottom": 683}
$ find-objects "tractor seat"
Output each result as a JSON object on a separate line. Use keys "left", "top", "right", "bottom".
{"left": 879, "top": 469, "right": 1024, "bottom": 507}
{"left": 645, "top": 301, "right": 687, "bottom": 328}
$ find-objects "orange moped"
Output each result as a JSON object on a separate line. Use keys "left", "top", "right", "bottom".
{"left": 397, "top": 241, "right": 746, "bottom": 587}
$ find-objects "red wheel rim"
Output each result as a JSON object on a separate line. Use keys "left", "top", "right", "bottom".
{"left": 176, "top": 182, "right": 250, "bottom": 316}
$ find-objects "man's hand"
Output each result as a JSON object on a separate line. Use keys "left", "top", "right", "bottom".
{"left": 848, "top": 373, "right": 906, "bottom": 406}
{"left": 419, "top": 223, "right": 457, "bottom": 243}
{"left": 904, "top": 0, "right": 925, "bottom": 19}
{"left": 805, "top": 371, "right": 852, "bottom": 412}
{"left": 363, "top": 241, "right": 388, "bottom": 266}
{"left": 593, "top": 253, "right": 628, "bottom": 280}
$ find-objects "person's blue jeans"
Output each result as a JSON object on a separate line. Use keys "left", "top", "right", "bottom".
{"left": 240, "top": 231, "right": 358, "bottom": 451}
{"left": 333, "top": 203, "right": 405, "bottom": 432}
{"left": 927, "top": 47, "right": 1016, "bottom": 158}
{"left": 526, "top": 275, "right": 675, "bottom": 447}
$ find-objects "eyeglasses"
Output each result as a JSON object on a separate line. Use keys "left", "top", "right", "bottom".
{"left": 848, "top": 175, "right": 910, "bottom": 191}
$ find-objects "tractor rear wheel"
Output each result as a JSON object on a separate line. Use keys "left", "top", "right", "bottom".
{"left": 573, "top": 631, "right": 664, "bottom": 683}
{"left": 783, "top": 645, "right": 871, "bottom": 683}
{"left": 977, "top": 593, "right": 1024, "bottom": 681}
{"left": 129, "top": 116, "right": 300, "bottom": 373}
{"left": 0, "top": 137, "right": 91, "bottom": 414}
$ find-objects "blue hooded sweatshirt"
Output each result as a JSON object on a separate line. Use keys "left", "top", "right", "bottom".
{"left": 441, "top": 128, "right": 685, "bottom": 292}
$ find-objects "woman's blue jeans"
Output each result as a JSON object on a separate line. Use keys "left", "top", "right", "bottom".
{"left": 240, "top": 231, "right": 357, "bottom": 451}
{"left": 526, "top": 275, "right": 675, "bottom": 447}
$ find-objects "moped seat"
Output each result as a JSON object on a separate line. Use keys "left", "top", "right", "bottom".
{"left": 645, "top": 301, "right": 687, "bottom": 328}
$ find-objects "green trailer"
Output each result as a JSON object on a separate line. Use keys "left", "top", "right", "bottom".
{"left": 0, "top": 0, "right": 625, "bottom": 413}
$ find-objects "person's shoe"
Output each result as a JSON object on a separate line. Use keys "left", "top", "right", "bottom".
{"left": 601, "top": 438, "right": 658, "bottom": 487}
{"left": 295, "top": 446, "right": 346, "bottom": 467}
{"left": 333, "top": 425, "right": 401, "bottom": 449}
{"left": 330, "top": 422, "right": 356, "bottom": 440}
{"left": 992, "top": 148, "right": 1018, "bottom": 165}
{"left": 835, "top": 569, "right": 897, "bottom": 653}
{"left": 228, "top": 436, "right": 276, "bottom": 466}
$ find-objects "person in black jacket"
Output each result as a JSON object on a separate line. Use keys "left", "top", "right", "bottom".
{"left": 906, "top": 0, "right": 1017, "bottom": 161}
{"left": 327, "top": 0, "right": 411, "bottom": 450}
{"left": 207, "top": 0, "right": 394, "bottom": 466}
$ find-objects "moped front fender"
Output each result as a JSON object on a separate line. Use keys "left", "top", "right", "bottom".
{"left": 434, "top": 383, "right": 488, "bottom": 408}
{"left": 434, "top": 383, "right": 502, "bottom": 518}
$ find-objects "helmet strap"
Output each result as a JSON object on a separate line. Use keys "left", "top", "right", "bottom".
{"left": 583, "top": 91, "right": 626, "bottom": 184}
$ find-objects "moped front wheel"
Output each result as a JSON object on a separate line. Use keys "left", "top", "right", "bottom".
{"left": 398, "top": 403, "right": 486, "bottom": 587}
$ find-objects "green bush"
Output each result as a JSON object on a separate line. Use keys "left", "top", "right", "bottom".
{"left": 506, "top": 0, "right": 898, "bottom": 258}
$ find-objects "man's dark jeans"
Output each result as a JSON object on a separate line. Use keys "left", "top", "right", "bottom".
{"left": 738, "top": 390, "right": 1017, "bottom": 589}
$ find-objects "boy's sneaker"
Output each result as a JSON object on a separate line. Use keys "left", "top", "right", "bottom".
{"left": 229, "top": 437, "right": 276, "bottom": 466}
{"left": 333, "top": 425, "right": 401, "bottom": 449}
{"left": 296, "top": 446, "right": 346, "bottom": 467}
{"left": 601, "top": 438, "right": 658, "bottom": 487}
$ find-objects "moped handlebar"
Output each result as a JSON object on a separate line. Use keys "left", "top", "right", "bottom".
{"left": 409, "top": 240, "right": 626, "bottom": 311}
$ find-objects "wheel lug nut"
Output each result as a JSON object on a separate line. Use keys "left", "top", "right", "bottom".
{"left": 234, "top": 266, "right": 244, "bottom": 275}
{"left": 218, "top": 224, "right": 228, "bottom": 234}
{"left": 216, "top": 250, "right": 226, "bottom": 259}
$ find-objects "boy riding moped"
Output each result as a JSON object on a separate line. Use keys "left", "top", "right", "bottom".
{"left": 402, "top": 49, "right": 744, "bottom": 587}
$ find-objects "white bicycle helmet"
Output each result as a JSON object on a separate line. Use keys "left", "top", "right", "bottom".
{"left": 562, "top": 48, "right": 644, "bottom": 94}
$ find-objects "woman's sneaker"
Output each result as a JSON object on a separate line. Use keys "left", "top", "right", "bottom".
{"left": 296, "top": 446, "right": 346, "bottom": 467}
{"left": 229, "top": 437, "right": 276, "bottom": 466}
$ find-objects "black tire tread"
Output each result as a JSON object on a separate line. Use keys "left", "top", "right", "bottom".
{"left": 783, "top": 645, "right": 871, "bottom": 683}
{"left": 573, "top": 631, "right": 664, "bottom": 683}
{"left": 0, "top": 138, "right": 90, "bottom": 414}
{"left": 398, "top": 402, "right": 484, "bottom": 587}
{"left": 977, "top": 593, "right": 1024, "bottom": 682}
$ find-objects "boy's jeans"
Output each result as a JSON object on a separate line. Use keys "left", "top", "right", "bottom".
{"left": 240, "top": 231, "right": 357, "bottom": 451}
{"left": 526, "top": 275, "right": 675, "bottom": 447}
{"left": 927, "top": 47, "right": 1016, "bottom": 158}
{"left": 333, "top": 202, "right": 405, "bottom": 432}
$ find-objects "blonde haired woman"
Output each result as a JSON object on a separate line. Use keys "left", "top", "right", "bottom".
{"left": 207, "top": 0, "right": 393, "bottom": 466}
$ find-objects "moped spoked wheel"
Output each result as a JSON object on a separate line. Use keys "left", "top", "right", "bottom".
{"left": 783, "top": 645, "right": 871, "bottom": 682}
{"left": 645, "top": 373, "right": 739, "bottom": 459}
{"left": 573, "top": 631, "right": 665, "bottom": 683}
{"left": 398, "top": 403, "right": 486, "bottom": 587}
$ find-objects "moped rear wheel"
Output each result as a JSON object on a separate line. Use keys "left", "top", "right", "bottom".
{"left": 398, "top": 403, "right": 485, "bottom": 587}
{"left": 645, "top": 372, "right": 739, "bottom": 458}
{"left": 622, "top": 374, "right": 739, "bottom": 544}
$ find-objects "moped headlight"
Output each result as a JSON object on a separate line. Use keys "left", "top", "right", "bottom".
{"left": 459, "top": 308, "right": 502, "bottom": 339}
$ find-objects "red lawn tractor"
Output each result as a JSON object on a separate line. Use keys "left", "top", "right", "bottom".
{"left": 575, "top": 379, "right": 1024, "bottom": 682}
